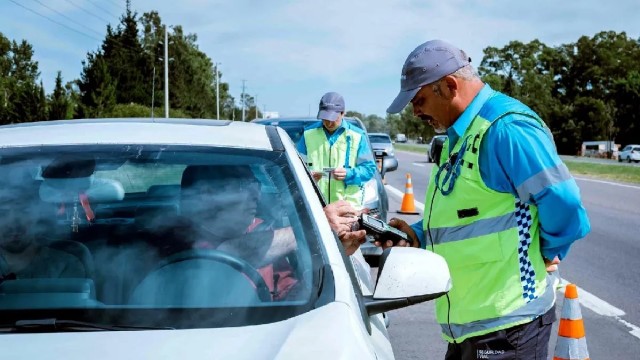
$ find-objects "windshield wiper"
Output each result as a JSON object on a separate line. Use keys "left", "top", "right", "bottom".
{"left": 1, "top": 318, "right": 175, "bottom": 332}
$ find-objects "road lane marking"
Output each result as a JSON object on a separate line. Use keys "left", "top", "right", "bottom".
{"left": 413, "top": 163, "right": 426, "bottom": 167}
{"left": 386, "top": 184, "right": 640, "bottom": 340}
{"left": 574, "top": 177, "right": 640, "bottom": 190}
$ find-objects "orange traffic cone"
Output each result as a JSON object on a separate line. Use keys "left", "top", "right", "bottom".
{"left": 553, "top": 283, "right": 590, "bottom": 360}
{"left": 398, "top": 173, "right": 419, "bottom": 215}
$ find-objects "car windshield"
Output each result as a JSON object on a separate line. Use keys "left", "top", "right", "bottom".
{"left": 368, "top": 135, "right": 391, "bottom": 144}
{"left": 0, "top": 144, "right": 324, "bottom": 329}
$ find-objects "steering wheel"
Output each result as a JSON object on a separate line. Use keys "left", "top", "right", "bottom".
{"left": 152, "top": 248, "right": 272, "bottom": 302}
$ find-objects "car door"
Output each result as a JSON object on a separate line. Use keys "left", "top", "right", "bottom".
{"left": 294, "top": 145, "right": 394, "bottom": 359}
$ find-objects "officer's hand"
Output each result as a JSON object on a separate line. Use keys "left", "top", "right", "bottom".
{"left": 332, "top": 167, "right": 347, "bottom": 180}
{"left": 373, "top": 218, "right": 419, "bottom": 249}
{"left": 311, "top": 171, "right": 323, "bottom": 182}
{"left": 544, "top": 256, "right": 560, "bottom": 272}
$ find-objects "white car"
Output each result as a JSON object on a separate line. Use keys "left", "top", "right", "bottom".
{"left": 619, "top": 144, "right": 640, "bottom": 163}
{"left": 0, "top": 119, "right": 451, "bottom": 360}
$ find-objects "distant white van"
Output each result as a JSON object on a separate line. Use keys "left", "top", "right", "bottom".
{"left": 395, "top": 133, "right": 407, "bottom": 143}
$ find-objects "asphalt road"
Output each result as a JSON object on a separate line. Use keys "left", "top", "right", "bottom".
{"left": 381, "top": 150, "right": 640, "bottom": 360}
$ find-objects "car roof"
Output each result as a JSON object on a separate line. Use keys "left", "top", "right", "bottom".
{"left": 368, "top": 133, "right": 390, "bottom": 137}
{"left": 0, "top": 118, "right": 274, "bottom": 150}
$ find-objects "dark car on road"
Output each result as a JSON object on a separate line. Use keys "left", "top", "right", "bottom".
{"left": 427, "top": 135, "right": 447, "bottom": 164}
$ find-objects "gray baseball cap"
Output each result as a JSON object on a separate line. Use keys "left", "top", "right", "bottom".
{"left": 387, "top": 40, "right": 471, "bottom": 114}
{"left": 317, "top": 92, "right": 345, "bottom": 121}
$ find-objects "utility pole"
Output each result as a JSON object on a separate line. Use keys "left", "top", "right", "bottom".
{"left": 254, "top": 94, "right": 258, "bottom": 120}
{"left": 241, "top": 80, "right": 246, "bottom": 122}
{"left": 263, "top": 104, "right": 266, "bottom": 119}
{"left": 215, "top": 62, "right": 221, "bottom": 120}
{"left": 164, "top": 25, "right": 169, "bottom": 118}
{"left": 151, "top": 66, "right": 156, "bottom": 118}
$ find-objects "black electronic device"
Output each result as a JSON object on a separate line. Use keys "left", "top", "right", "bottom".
{"left": 353, "top": 213, "right": 409, "bottom": 245}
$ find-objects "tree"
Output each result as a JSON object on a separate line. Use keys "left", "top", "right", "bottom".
{"left": 48, "top": 71, "right": 69, "bottom": 120}
{"left": 610, "top": 70, "right": 640, "bottom": 146}
{"left": 78, "top": 54, "right": 116, "bottom": 118}
{"left": 0, "top": 33, "right": 43, "bottom": 124}
{"left": 77, "top": 7, "right": 231, "bottom": 119}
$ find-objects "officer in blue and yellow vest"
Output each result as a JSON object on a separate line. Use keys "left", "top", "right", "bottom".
{"left": 380, "top": 40, "right": 591, "bottom": 359}
{"left": 297, "top": 92, "right": 376, "bottom": 208}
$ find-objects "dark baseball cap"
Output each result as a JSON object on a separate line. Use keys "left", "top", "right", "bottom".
{"left": 387, "top": 40, "right": 471, "bottom": 114}
{"left": 317, "top": 92, "right": 345, "bottom": 121}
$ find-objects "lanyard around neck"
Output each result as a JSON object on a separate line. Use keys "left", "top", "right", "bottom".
{"left": 435, "top": 135, "right": 471, "bottom": 196}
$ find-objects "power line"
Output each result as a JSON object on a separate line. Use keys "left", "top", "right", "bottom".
{"left": 10, "top": 0, "right": 148, "bottom": 56}
{"left": 61, "top": 0, "right": 112, "bottom": 24}
{"left": 32, "top": 0, "right": 104, "bottom": 37}
{"left": 8, "top": 0, "right": 101, "bottom": 42}
{"left": 87, "top": 0, "right": 121, "bottom": 20}
{"left": 106, "top": 0, "right": 125, "bottom": 10}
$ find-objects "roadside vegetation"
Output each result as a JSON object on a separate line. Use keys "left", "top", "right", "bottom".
{"left": 395, "top": 145, "right": 640, "bottom": 184}
{"left": 564, "top": 161, "right": 640, "bottom": 184}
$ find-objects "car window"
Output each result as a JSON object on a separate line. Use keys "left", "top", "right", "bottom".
{"left": 0, "top": 145, "right": 322, "bottom": 329}
{"left": 633, "top": 147, "right": 640, "bottom": 151}
{"left": 368, "top": 135, "right": 392, "bottom": 143}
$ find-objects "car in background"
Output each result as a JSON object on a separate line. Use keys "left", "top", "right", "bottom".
{"left": 368, "top": 133, "right": 399, "bottom": 177}
{"left": 427, "top": 135, "right": 447, "bottom": 164}
{"left": 619, "top": 144, "right": 640, "bottom": 163}
{"left": 395, "top": 133, "right": 407, "bottom": 143}
{"left": 0, "top": 118, "right": 452, "bottom": 360}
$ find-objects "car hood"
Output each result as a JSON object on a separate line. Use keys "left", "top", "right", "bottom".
{"left": 0, "top": 302, "right": 377, "bottom": 360}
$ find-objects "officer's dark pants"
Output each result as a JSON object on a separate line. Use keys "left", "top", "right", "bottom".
{"left": 444, "top": 305, "right": 556, "bottom": 360}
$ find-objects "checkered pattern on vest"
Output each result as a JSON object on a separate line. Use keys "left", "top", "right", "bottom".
{"left": 515, "top": 200, "right": 537, "bottom": 302}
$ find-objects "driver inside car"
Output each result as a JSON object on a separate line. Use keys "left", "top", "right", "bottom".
{"left": 169, "top": 165, "right": 300, "bottom": 301}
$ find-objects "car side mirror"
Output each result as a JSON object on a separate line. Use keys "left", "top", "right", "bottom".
{"left": 381, "top": 156, "right": 398, "bottom": 173}
{"left": 364, "top": 247, "right": 451, "bottom": 316}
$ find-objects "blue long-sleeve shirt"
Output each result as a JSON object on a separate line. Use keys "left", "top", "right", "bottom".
{"left": 411, "top": 85, "right": 590, "bottom": 261}
{"left": 296, "top": 119, "right": 376, "bottom": 187}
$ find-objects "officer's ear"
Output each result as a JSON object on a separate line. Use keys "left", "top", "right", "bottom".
{"left": 442, "top": 75, "right": 458, "bottom": 100}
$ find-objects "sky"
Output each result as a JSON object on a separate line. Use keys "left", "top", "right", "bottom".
{"left": 1, "top": 0, "right": 639, "bottom": 118}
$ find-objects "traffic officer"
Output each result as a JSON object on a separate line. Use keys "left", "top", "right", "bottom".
{"left": 380, "top": 40, "right": 591, "bottom": 359}
{"left": 297, "top": 92, "right": 376, "bottom": 208}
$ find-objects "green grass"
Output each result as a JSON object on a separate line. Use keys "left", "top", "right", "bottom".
{"left": 395, "top": 144, "right": 640, "bottom": 184}
{"left": 395, "top": 143, "right": 427, "bottom": 153}
{"left": 564, "top": 161, "right": 640, "bottom": 184}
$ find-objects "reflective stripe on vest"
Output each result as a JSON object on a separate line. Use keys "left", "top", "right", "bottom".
{"left": 424, "top": 92, "right": 554, "bottom": 342}
{"left": 304, "top": 127, "right": 364, "bottom": 206}
{"left": 440, "top": 275, "right": 556, "bottom": 339}
{"left": 427, "top": 212, "right": 516, "bottom": 245}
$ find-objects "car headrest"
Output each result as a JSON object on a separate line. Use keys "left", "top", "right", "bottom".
{"left": 40, "top": 177, "right": 125, "bottom": 203}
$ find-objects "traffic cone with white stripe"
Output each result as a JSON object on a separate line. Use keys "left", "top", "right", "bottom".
{"left": 553, "top": 283, "right": 590, "bottom": 360}
{"left": 398, "top": 173, "right": 419, "bottom": 215}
